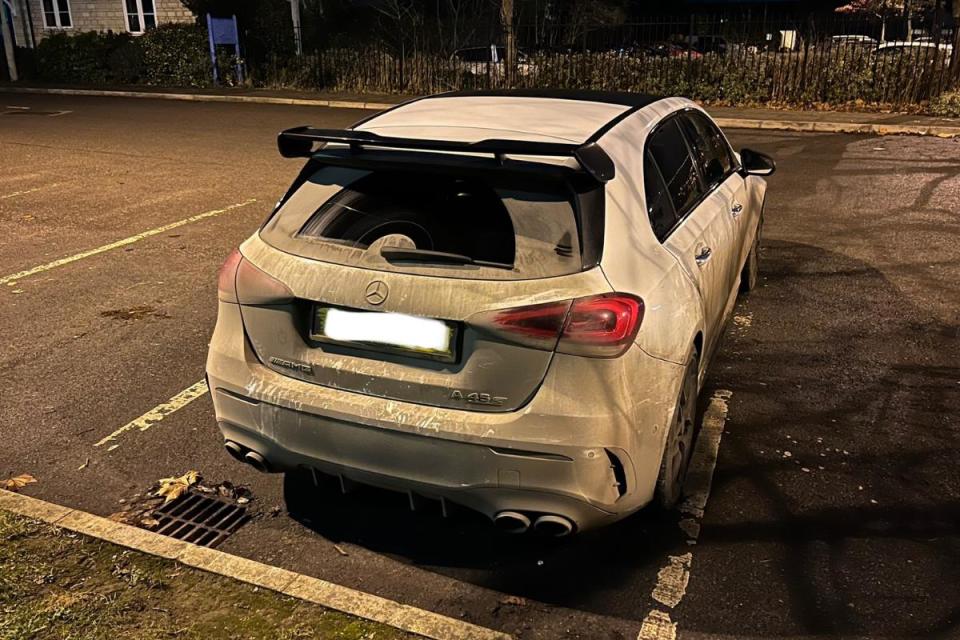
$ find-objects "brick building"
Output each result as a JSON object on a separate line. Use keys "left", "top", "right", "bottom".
{"left": 4, "top": 0, "right": 194, "bottom": 47}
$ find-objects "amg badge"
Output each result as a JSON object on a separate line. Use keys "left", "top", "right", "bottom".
{"left": 269, "top": 357, "right": 314, "bottom": 375}
{"left": 450, "top": 390, "right": 507, "bottom": 406}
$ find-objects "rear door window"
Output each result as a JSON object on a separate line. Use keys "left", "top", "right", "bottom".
{"left": 260, "top": 167, "right": 585, "bottom": 281}
{"left": 679, "top": 111, "right": 735, "bottom": 190}
{"left": 646, "top": 118, "right": 702, "bottom": 218}
{"left": 643, "top": 150, "right": 678, "bottom": 241}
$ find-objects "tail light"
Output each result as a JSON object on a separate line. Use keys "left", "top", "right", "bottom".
{"left": 473, "top": 293, "right": 644, "bottom": 358}
{"left": 217, "top": 248, "right": 294, "bottom": 305}
{"left": 488, "top": 301, "right": 573, "bottom": 351}
{"left": 557, "top": 294, "right": 644, "bottom": 358}
{"left": 217, "top": 249, "right": 243, "bottom": 303}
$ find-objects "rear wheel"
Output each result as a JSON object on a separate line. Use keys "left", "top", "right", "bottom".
{"left": 740, "top": 215, "right": 762, "bottom": 293}
{"left": 655, "top": 351, "right": 700, "bottom": 509}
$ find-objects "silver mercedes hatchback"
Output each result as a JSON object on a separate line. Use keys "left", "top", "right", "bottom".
{"left": 206, "top": 90, "right": 774, "bottom": 535}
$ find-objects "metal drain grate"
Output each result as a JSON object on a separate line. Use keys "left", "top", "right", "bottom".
{"left": 152, "top": 490, "right": 248, "bottom": 548}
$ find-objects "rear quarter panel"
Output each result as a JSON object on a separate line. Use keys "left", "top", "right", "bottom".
{"left": 596, "top": 99, "right": 704, "bottom": 366}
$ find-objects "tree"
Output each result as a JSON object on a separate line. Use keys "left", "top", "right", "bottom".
{"left": 501, "top": 0, "right": 515, "bottom": 82}
{"left": 835, "top": 0, "right": 935, "bottom": 41}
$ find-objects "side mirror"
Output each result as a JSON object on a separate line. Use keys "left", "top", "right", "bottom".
{"left": 740, "top": 148, "right": 776, "bottom": 177}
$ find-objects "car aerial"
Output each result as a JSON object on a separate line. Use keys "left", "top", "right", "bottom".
{"left": 206, "top": 89, "right": 775, "bottom": 536}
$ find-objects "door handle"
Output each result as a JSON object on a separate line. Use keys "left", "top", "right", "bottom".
{"left": 695, "top": 245, "right": 712, "bottom": 266}
{"left": 731, "top": 201, "right": 744, "bottom": 218}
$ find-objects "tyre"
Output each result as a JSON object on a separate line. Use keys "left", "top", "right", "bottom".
{"left": 655, "top": 351, "right": 700, "bottom": 509}
{"left": 739, "top": 216, "right": 762, "bottom": 293}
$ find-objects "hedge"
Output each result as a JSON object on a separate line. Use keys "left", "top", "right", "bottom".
{"left": 930, "top": 90, "right": 960, "bottom": 117}
{"left": 247, "top": 46, "right": 958, "bottom": 110}
{"left": 28, "top": 26, "right": 960, "bottom": 112}
{"left": 35, "top": 24, "right": 213, "bottom": 87}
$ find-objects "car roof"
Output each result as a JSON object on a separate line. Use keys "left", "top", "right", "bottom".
{"left": 354, "top": 90, "right": 663, "bottom": 145}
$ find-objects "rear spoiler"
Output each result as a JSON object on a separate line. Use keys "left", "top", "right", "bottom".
{"left": 276, "top": 126, "right": 615, "bottom": 183}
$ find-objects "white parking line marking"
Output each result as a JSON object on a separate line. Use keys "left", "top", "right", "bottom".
{"left": 0, "top": 199, "right": 257, "bottom": 286}
{"left": 638, "top": 610, "right": 677, "bottom": 640}
{"left": 679, "top": 389, "right": 733, "bottom": 522}
{"left": 638, "top": 389, "right": 733, "bottom": 640}
{"left": 94, "top": 379, "right": 209, "bottom": 451}
{"left": 651, "top": 553, "right": 692, "bottom": 608}
{"left": 0, "top": 184, "right": 59, "bottom": 200}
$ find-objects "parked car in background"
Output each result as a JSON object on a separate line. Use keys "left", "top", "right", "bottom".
{"left": 644, "top": 42, "right": 704, "bottom": 59}
{"left": 690, "top": 35, "right": 729, "bottom": 55}
{"left": 452, "top": 45, "right": 533, "bottom": 76}
{"left": 877, "top": 40, "right": 953, "bottom": 54}
{"left": 830, "top": 34, "right": 878, "bottom": 46}
{"left": 207, "top": 90, "right": 775, "bottom": 535}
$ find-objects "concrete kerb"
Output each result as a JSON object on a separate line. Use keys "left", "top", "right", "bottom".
{"left": 0, "top": 86, "right": 398, "bottom": 111}
{"left": 3, "top": 86, "right": 958, "bottom": 137}
{"left": 0, "top": 489, "right": 512, "bottom": 640}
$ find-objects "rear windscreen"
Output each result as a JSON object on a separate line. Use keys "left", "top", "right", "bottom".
{"left": 260, "top": 166, "right": 583, "bottom": 281}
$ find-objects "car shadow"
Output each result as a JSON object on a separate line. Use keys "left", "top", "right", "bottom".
{"left": 285, "top": 234, "right": 960, "bottom": 637}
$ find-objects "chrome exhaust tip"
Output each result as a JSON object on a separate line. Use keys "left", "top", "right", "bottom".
{"left": 533, "top": 514, "right": 574, "bottom": 537}
{"left": 224, "top": 440, "right": 245, "bottom": 461}
{"left": 243, "top": 450, "right": 270, "bottom": 473}
{"left": 493, "top": 511, "right": 532, "bottom": 534}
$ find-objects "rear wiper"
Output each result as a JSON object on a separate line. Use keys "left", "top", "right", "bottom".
{"left": 380, "top": 248, "right": 512, "bottom": 270}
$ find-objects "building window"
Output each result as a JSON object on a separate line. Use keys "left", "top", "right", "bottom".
{"left": 41, "top": 0, "right": 72, "bottom": 28}
{"left": 124, "top": 0, "right": 156, "bottom": 33}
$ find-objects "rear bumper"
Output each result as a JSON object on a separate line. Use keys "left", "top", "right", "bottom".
{"left": 215, "top": 394, "right": 622, "bottom": 530}
{"left": 206, "top": 301, "right": 684, "bottom": 532}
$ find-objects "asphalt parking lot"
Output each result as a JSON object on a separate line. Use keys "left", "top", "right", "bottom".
{"left": 1, "top": 94, "right": 958, "bottom": 640}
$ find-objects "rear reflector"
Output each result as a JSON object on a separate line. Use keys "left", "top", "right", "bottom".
{"left": 217, "top": 248, "right": 294, "bottom": 305}
{"left": 473, "top": 293, "right": 643, "bottom": 358}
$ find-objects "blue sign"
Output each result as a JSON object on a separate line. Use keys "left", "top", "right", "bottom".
{"left": 207, "top": 14, "right": 244, "bottom": 85}
{"left": 209, "top": 16, "right": 239, "bottom": 46}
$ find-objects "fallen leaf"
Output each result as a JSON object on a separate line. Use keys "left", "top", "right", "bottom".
{"left": 2, "top": 473, "right": 37, "bottom": 492}
{"left": 333, "top": 544, "right": 349, "bottom": 557}
{"left": 140, "top": 517, "right": 160, "bottom": 529}
{"left": 78, "top": 458, "right": 90, "bottom": 471}
{"left": 155, "top": 470, "right": 200, "bottom": 504}
{"left": 498, "top": 595, "right": 528, "bottom": 606}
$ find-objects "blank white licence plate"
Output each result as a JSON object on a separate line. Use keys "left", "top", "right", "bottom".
{"left": 312, "top": 307, "right": 458, "bottom": 362}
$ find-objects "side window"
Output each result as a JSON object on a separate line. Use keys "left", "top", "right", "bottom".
{"left": 456, "top": 48, "right": 486, "bottom": 62}
{"left": 679, "top": 112, "right": 735, "bottom": 190}
{"left": 42, "top": 0, "right": 72, "bottom": 28}
{"left": 647, "top": 118, "right": 702, "bottom": 220}
{"left": 643, "top": 151, "right": 678, "bottom": 242}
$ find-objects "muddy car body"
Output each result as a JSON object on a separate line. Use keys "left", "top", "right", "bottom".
{"left": 206, "top": 90, "right": 774, "bottom": 534}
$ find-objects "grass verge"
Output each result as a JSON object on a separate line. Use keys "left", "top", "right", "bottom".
{"left": 0, "top": 509, "right": 416, "bottom": 640}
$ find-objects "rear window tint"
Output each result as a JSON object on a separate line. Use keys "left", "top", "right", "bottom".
{"left": 647, "top": 119, "right": 701, "bottom": 218}
{"left": 298, "top": 172, "right": 516, "bottom": 266}
{"left": 679, "top": 112, "right": 734, "bottom": 189}
{"left": 260, "top": 167, "right": 584, "bottom": 281}
{"left": 644, "top": 150, "right": 678, "bottom": 241}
